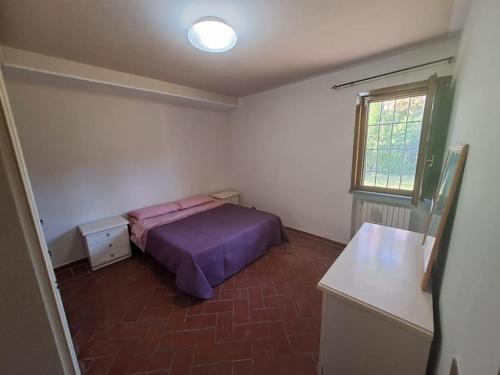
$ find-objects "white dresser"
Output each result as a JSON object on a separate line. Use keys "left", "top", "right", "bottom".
{"left": 317, "top": 223, "right": 433, "bottom": 375}
{"left": 211, "top": 190, "right": 240, "bottom": 205}
{"left": 78, "top": 216, "right": 131, "bottom": 271}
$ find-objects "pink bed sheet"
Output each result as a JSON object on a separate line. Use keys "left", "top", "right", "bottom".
{"left": 129, "top": 199, "right": 227, "bottom": 251}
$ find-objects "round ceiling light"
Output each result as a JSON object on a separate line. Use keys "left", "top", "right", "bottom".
{"left": 188, "top": 17, "right": 237, "bottom": 53}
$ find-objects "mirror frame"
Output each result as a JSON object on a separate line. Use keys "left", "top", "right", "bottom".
{"left": 421, "top": 144, "right": 469, "bottom": 291}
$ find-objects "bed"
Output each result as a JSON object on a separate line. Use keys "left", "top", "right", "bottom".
{"left": 128, "top": 196, "right": 287, "bottom": 299}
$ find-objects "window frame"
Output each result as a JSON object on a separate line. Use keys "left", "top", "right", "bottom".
{"left": 350, "top": 80, "right": 431, "bottom": 198}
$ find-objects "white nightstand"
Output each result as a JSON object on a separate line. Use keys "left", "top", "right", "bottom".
{"left": 78, "top": 216, "right": 131, "bottom": 271}
{"left": 211, "top": 190, "right": 240, "bottom": 205}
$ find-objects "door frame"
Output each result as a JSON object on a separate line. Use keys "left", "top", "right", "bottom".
{"left": 0, "top": 57, "right": 80, "bottom": 374}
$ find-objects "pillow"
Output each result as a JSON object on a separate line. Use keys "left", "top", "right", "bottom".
{"left": 176, "top": 195, "right": 214, "bottom": 210}
{"left": 128, "top": 201, "right": 180, "bottom": 220}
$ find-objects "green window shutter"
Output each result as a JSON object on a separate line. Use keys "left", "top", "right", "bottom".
{"left": 412, "top": 75, "right": 438, "bottom": 206}
{"left": 421, "top": 76, "right": 453, "bottom": 200}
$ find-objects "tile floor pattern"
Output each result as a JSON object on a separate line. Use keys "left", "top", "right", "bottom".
{"left": 56, "top": 231, "right": 343, "bottom": 375}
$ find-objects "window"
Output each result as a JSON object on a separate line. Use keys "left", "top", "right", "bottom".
{"left": 364, "top": 94, "right": 426, "bottom": 191}
{"left": 351, "top": 79, "right": 436, "bottom": 201}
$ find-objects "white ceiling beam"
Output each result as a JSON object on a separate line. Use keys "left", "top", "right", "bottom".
{"left": 0, "top": 46, "right": 239, "bottom": 111}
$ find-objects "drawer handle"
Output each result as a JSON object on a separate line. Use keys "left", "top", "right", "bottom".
{"left": 108, "top": 244, "right": 112, "bottom": 248}
{"left": 106, "top": 233, "right": 110, "bottom": 237}
{"left": 110, "top": 253, "right": 114, "bottom": 258}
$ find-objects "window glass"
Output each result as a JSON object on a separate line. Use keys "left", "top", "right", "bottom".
{"left": 361, "top": 94, "right": 426, "bottom": 191}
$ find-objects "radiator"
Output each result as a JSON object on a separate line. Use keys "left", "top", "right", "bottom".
{"left": 359, "top": 201, "right": 411, "bottom": 230}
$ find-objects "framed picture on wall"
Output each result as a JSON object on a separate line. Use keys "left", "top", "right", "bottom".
{"left": 421, "top": 144, "right": 469, "bottom": 291}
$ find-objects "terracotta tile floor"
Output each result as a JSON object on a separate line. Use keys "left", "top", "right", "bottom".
{"left": 57, "top": 230, "right": 343, "bottom": 375}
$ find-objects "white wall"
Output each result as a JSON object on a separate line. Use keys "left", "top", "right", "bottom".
{"left": 4, "top": 69, "right": 231, "bottom": 267}
{"left": 435, "top": 1, "right": 500, "bottom": 374}
{"left": 4, "top": 37, "right": 461, "bottom": 266}
{"left": 227, "top": 38, "right": 459, "bottom": 244}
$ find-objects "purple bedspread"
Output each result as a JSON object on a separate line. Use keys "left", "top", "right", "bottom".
{"left": 145, "top": 204, "right": 288, "bottom": 299}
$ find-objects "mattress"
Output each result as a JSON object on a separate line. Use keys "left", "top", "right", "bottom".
{"left": 134, "top": 203, "right": 287, "bottom": 299}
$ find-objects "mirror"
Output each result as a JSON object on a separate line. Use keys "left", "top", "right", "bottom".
{"left": 421, "top": 144, "right": 469, "bottom": 291}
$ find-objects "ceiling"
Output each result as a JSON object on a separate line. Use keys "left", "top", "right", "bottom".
{"left": 0, "top": 0, "right": 458, "bottom": 97}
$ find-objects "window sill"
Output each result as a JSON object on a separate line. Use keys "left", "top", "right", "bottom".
{"left": 351, "top": 190, "right": 414, "bottom": 207}
{"left": 351, "top": 190, "right": 432, "bottom": 210}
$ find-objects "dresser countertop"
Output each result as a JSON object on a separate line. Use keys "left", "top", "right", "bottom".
{"left": 318, "top": 223, "right": 433, "bottom": 338}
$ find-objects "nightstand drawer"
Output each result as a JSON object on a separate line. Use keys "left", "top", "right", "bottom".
{"left": 211, "top": 191, "right": 240, "bottom": 205}
{"left": 86, "top": 229, "right": 129, "bottom": 265}
{"left": 226, "top": 196, "right": 240, "bottom": 205}
{"left": 79, "top": 216, "right": 131, "bottom": 271}
{"left": 91, "top": 243, "right": 131, "bottom": 268}
{"left": 86, "top": 225, "right": 128, "bottom": 247}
